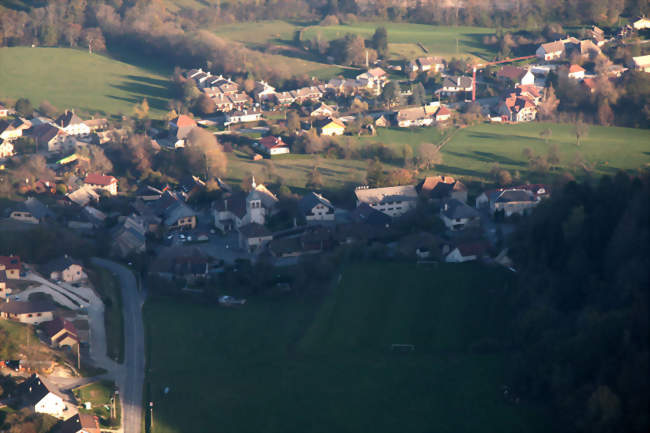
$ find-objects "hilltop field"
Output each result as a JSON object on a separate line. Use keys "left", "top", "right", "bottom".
{"left": 144, "top": 262, "right": 551, "bottom": 433}
{"left": 0, "top": 47, "right": 173, "bottom": 119}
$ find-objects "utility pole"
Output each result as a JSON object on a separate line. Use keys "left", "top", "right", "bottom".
{"left": 150, "top": 401, "right": 154, "bottom": 430}
{"left": 77, "top": 342, "right": 81, "bottom": 370}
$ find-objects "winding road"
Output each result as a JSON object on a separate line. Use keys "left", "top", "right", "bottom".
{"left": 91, "top": 258, "right": 145, "bottom": 433}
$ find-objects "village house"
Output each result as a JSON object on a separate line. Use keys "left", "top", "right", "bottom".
{"left": 589, "top": 26, "right": 606, "bottom": 46}
{"left": 316, "top": 118, "right": 345, "bottom": 136}
{"left": 83, "top": 118, "right": 108, "bottom": 132}
{"left": 9, "top": 197, "right": 54, "bottom": 224}
{"left": 632, "top": 55, "right": 650, "bottom": 72}
{"left": 205, "top": 89, "right": 234, "bottom": 112}
{"left": 225, "top": 109, "right": 263, "bottom": 125}
{"left": 84, "top": 173, "right": 118, "bottom": 195}
{"left": 354, "top": 185, "right": 418, "bottom": 218}
{"left": 434, "top": 106, "right": 452, "bottom": 122}
{"left": 0, "top": 104, "right": 9, "bottom": 117}
{"left": 497, "top": 86, "right": 539, "bottom": 123}
{"left": 290, "top": 86, "right": 324, "bottom": 103}
{"left": 14, "top": 374, "right": 68, "bottom": 419}
{"left": 54, "top": 111, "right": 91, "bottom": 136}
{"left": 356, "top": 67, "right": 388, "bottom": 90}
{"left": 228, "top": 92, "right": 253, "bottom": 110}
{"left": 154, "top": 191, "right": 198, "bottom": 231}
{"left": 417, "top": 56, "right": 445, "bottom": 73}
{"left": 445, "top": 241, "right": 489, "bottom": 263}
{"left": 567, "top": 64, "right": 586, "bottom": 80}
{"left": 67, "top": 205, "right": 106, "bottom": 231}
{"left": 0, "top": 119, "right": 25, "bottom": 141}
{"left": 475, "top": 188, "right": 540, "bottom": 217}
{"left": 536, "top": 40, "right": 565, "bottom": 60}
{"left": 274, "top": 91, "right": 295, "bottom": 105}
{"left": 257, "top": 136, "right": 290, "bottom": 156}
{"left": 0, "top": 300, "right": 55, "bottom": 325}
{"left": 168, "top": 114, "right": 197, "bottom": 148}
{"left": 416, "top": 175, "right": 467, "bottom": 203}
{"left": 112, "top": 215, "right": 147, "bottom": 257}
{"left": 66, "top": 184, "right": 100, "bottom": 207}
{"left": 310, "top": 102, "right": 337, "bottom": 118}
{"left": 31, "top": 123, "right": 76, "bottom": 153}
{"left": 41, "top": 256, "right": 86, "bottom": 282}
{"left": 440, "top": 199, "right": 480, "bottom": 231}
{"left": 238, "top": 222, "right": 273, "bottom": 252}
{"left": 43, "top": 317, "right": 79, "bottom": 349}
{"left": 253, "top": 80, "right": 276, "bottom": 102}
{"left": 0, "top": 255, "right": 22, "bottom": 279}
{"left": 396, "top": 106, "right": 433, "bottom": 128}
{"left": 496, "top": 66, "right": 535, "bottom": 86}
{"left": 633, "top": 17, "right": 650, "bottom": 30}
{"left": 436, "top": 76, "right": 473, "bottom": 96}
{"left": 299, "top": 191, "right": 335, "bottom": 222}
{"left": 213, "top": 178, "right": 278, "bottom": 232}
{"left": 55, "top": 413, "right": 101, "bottom": 433}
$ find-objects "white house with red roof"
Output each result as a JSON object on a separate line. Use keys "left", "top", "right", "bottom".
{"left": 356, "top": 67, "right": 388, "bottom": 90}
{"left": 257, "top": 136, "right": 290, "bottom": 156}
{"left": 445, "top": 241, "right": 489, "bottom": 263}
{"left": 434, "top": 106, "right": 452, "bottom": 122}
{"left": 84, "top": 173, "right": 118, "bottom": 195}
{"left": 567, "top": 64, "right": 586, "bottom": 80}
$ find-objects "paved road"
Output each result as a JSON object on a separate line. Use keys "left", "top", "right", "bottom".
{"left": 92, "top": 258, "right": 145, "bottom": 433}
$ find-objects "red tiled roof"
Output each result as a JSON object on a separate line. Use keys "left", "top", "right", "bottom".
{"left": 172, "top": 115, "right": 196, "bottom": 128}
{"left": 43, "top": 317, "right": 78, "bottom": 340}
{"left": 436, "top": 106, "right": 451, "bottom": 116}
{"left": 569, "top": 64, "right": 585, "bottom": 73}
{"left": 85, "top": 173, "right": 117, "bottom": 186}
{"left": 0, "top": 255, "right": 21, "bottom": 270}
{"left": 259, "top": 136, "right": 286, "bottom": 150}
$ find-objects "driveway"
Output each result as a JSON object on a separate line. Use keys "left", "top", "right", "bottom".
{"left": 91, "top": 258, "right": 145, "bottom": 433}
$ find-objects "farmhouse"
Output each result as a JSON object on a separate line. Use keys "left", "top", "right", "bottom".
{"left": 84, "top": 173, "right": 118, "bottom": 195}
{"left": 10, "top": 197, "right": 54, "bottom": 224}
{"left": 112, "top": 215, "right": 147, "bottom": 258}
{"left": 310, "top": 103, "right": 337, "bottom": 118}
{"left": 536, "top": 40, "right": 564, "bottom": 60}
{"left": 155, "top": 191, "right": 198, "bottom": 231}
{"left": 476, "top": 188, "right": 539, "bottom": 216}
{"left": 43, "top": 317, "right": 79, "bottom": 348}
{"left": 356, "top": 67, "right": 388, "bottom": 89}
{"left": 168, "top": 114, "right": 197, "bottom": 147}
{"left": 436, "top": 76, "right": 473, "bottom": 95}
{"left": 66, "top": 184, "right": 100, "bottom": 207}
{"left": 14, "top": 374, "right": 67, "bottom": 419}
{"left": 41, "top": 256, "right": 86, "bottom": 282}
{"left": 299, "top": 191, "right": 335, "bottom": 222}
{"left": 55, "top": 111, "right": 90, "bottom": 136}
{"left": 258, "top": 136, "right": 290, "bottom": 156}
{"left": 0, "top": 119, "right": 25, "bottom": 141}
{"left": 55, "top": 413, "right": 101, "bottom": 433}
{"left": 31, "top": 123, "right": 76, "bottom": 153}
{"left": 417, "top": 175, "right": 467, "bottom": 202}
{"left": 396, "top": 106, "right": 433, "bottom": 127}
{"left": 316, "top": 118, "right": 345, "bottom": 136}
{"left": 225, "top": 109, "right": 262, "bottom": 125}
{"left": 0, "top": 255, "right": 22, "bottom": 279}
{"left": 0, "top": 300, "right": 55, "bottom": 325}
{"left": 434, "top": 105, "right": 452, "bottom": 122}
{"left": 354, "top": 185, "right": 418, "bottom": 218}
{"left": 496, "top": 66, "right": 535, "bottom": 86}
{"left": 440, "top": 199, "right": 480, "bottom": 231}
{"left": 633, "top": 17, "right": 650, "bottom": 30}
{"left": 238, "top": 223, "right": 273, "bottom": 252}
{"left": 497, "top": 88, "right": 538, "bottom": 123}
{"left": 417, "top": 56, "right": 445, "bottom": 73}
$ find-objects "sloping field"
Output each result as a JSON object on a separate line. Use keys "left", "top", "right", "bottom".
{"left": 0, "top": 47, "right": 173, "bottom": 118}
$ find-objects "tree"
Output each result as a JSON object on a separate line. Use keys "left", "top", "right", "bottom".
{"left": 496, "top": 169, "right": 512, "bottom": 186}
{"left": 184, "top": 128, "right": 227, "bottom": 179}
{"left": 539, "top": 127, "right": 552, "bottom": 144}
{"left": 381, "top": 81, "right": 401, "bottom": 108}
{"left": 387, "top": 168, "right": 414, "bottom": 185}
{"left": 133, "top": 98, "right": 150, "bottom": 120}
{"left": 195, "top": 93, "right": 215, "bottom": 116}
{"left": 597, "top": 99, "right": 614, "bottom": 126}
{"left": 574, "top": 119, "right": 589, "bottom": 146}
{"left": 38, "top": 100, "right": 58, "bottom": 118}
{"left": 409, "top": 82, "right": 426, "bottom": 106}
{"left": 365, "top": 158, "right": 385, "bottom": 187}
{"left": 77, "top": 144, "right": 113, "bottom": 173}
{"left": 14, "top": 98, "right": 32, "bottom": 117}
{"left": 416, "top": 142, "right": 442, "bottom": 170}
{"left": 82, "top": 27, "right": 106, "bottom": 53}
{"left": 306, "top": 165, "right": 323, "bottom": 190}
{"left": 538, "top": 85, "right": 560, "bottom": 120}
{"left": 371, "top": 26, "right": 388, "bottom": 58}
{"left": 547, "top": 143, "right": 561, "bottom": 167}
{"left": 286, "top": 110, "right": 301, "bottom": 133}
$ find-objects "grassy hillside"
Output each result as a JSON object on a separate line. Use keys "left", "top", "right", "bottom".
{"left": 0, "top": 47, "right": 173, "bottom": 118}
{"left": 302, "top": 22, "right": 498, "bottom": 61}
{"left": 144, "top": 262, "right": 550, "bottom": 433}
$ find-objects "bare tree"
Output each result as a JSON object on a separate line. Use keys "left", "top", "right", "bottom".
{"left": 416, "top": 142, "right": 442, "bottom": 170}
{"left": 185, "top": 128, "right": 227, "bottom": 179}
{"left": 574, "top": 119, "right": 589, "bottom": 147}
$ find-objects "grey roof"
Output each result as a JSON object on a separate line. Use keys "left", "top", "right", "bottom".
{"left": 355, "top": 185, "right": 418, "bottom": 205}
{"left": 66, "top": 185, "right": 100, "bottom": 206}
{"left": 31, "top": 123, "right": 62, "bottom": 145}
{"left": 441, "top": 199, "right": 479, "bottom": 219}
{"left": 163, "top": 201, "right": 196, "bottom": 227}
{"left": 112, "top": 216, "right": 146, "bottom": 257}
{"left": 299, "top": 192, "right": 334, "bottom": 215}
{"left": 397, "top": 106, "right": 428, "bottom": 121}
{"left": 41, "top": 256, "right": 82, "bottom": 275}
{"left": 0, "top": 300, "right": 55, "bottom": 315}
{"left": 239, "top": 222, "right": 272, "bottom": 238}
{"left": 15, "top": 374, "right": 58, "bottom": 407}
{"left": 441, "top": 76, "right": 473, "bottom": 89}
{"left": 17, "top": 197, "right": 54, "bottom": 220}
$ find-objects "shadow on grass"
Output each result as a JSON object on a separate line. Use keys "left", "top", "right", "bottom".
{"left": 123, "top": 74, "right": 170, "bottom": 89}
{"left": 465, "top": 131, "right": 542, "bottom": 144}
{"left": 444, "top": 150, "right": 527, "bottom": 167}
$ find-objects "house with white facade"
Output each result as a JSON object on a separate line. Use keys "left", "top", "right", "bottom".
{"left": 84, "top": 173, "right": 118, "bottom": 195}
{"left": 445, "top": 241, "right": 489, "bottom": 263}
{"left": 0, "top": 301, "right": 55, "bottom": 325}
{"left": 536, "top": 40, "right": 565, "bottom": 60}
{"left": 440, "top": 199, "right": 480, "bottom": 231}
{"left": 41, "top": 256, "right": 86, "bottom": 283}
{"left": 299, "top": 192, "right": 335, "bottom": 222}
{"left": 257, "top": 136, "right": 290, "bottom": 156}
{"left": 55, "top": 111, "right": 91, "bottom": 136}
{"left": 354, "top": 185, "right": 418, "bottom": 218}
{"left": 15, "top": 374, "right": 67, "bottom": 419}
{"left": 475, "top": 188, "right": 540, "bottom": 217}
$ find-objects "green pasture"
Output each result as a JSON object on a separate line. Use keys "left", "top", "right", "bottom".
{"left": 0, "top": 47, "right": 173, "bottom": 119}
{"left": 144, "top": 262, "right": 550, "bottom": 433}
{"left": 303, "top": 22, "right": 498, "bottom": 61}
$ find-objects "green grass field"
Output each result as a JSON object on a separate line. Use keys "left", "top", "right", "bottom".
{"left": 143, "top": 262, "right": 550, "bottom": 433}
{"left": 73, "top": 380, "right": 120, "bottom": 427}
{"left": 302, "top": 22, "right": 498, "bottom": 61}
{"left": 0, "top": 47, "right": 173, "bottom": 119}
{"left": 88, "top": 266, "right": 125, "bottom": 364}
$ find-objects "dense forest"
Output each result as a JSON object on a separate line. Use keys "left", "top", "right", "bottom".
{"left": 509, "top": 172, "right": 649, "bottom": 433}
